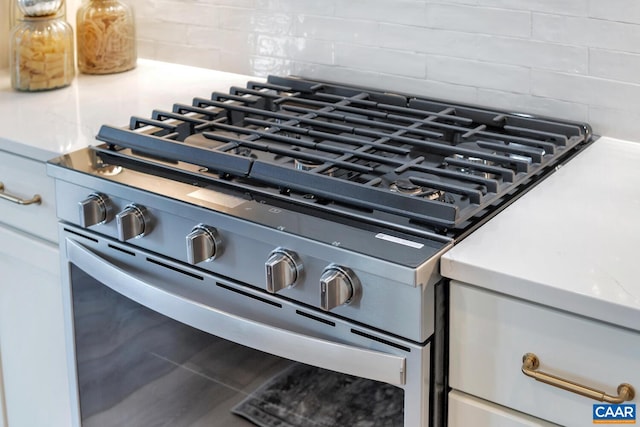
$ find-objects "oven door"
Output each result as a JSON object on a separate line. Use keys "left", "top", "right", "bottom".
{"left": 59, "top": 225, "right": 430, "bottom": 427}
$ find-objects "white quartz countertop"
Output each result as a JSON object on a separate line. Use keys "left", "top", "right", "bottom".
{"left": 0, "top": 59, "right": 259, "bottom": 162}
{"left": 441, "top": 136, "right": 640, "bottom": 332}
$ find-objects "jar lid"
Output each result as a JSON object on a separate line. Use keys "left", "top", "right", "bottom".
{"left": 17, "top": 9, "right": 67, "bottom": 22}
{"left": 17, "top": 0, "right": 62, "bottom": 17}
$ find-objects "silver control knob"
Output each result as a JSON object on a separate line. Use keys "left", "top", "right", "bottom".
{"left": 78, "top": 193, "right": 112, "bottom": 227}
{"left": 265, "top": 248, "right": 302, "bottom": 293}
{"left": 116, "top": 204, "right": 151, "bottom": 241}
{"left": 320, "top": 264, "right": 360, "bottom": 311}
{"left": 186, "top": 224, "right": 222, "bottom": 264}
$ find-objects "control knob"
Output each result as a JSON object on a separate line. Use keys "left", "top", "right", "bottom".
{"left": 320, "top": 264, "right": 360, "bottom": 311}
{"left": 116, "top": 204, "right": 151, "bottom": 241}
{"left": 78, "top": 193, "right": 112, "bottom": 227}
{"left": 265, "top": 248, "right": 302, "bottom": 293}
{"left": 186, "top": 224, "right": 222, "bottom": 264}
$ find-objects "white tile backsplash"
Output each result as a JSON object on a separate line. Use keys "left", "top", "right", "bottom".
{"left": 533, "top": 13, "right": 640, "bottom": 54}
{"left": 476, "top": 88, "right": 589, "bottom": 122}
{"left": 335, "top": 0, "right": 427, "bottom": 26}
{"left": 137, "top": 20, "right": 195, "bottom": 44}
{"left": 588, "top": 0, "right": 640, "bottom": 25}
{"left": 129, "top": 0, "right": 640, "bottom": 140}
{"left": 140, "top": 1, "right": 220, "bottom": 27}
{"left": 2, "top": 0, "right": 638, "bottom": 141}
{"left": 256, "top": 0, "right": 336, "bottom": 16}
{"left": 293, "top": 15, "right": 379, "bottom": 45}
{"left": 588, "top": 106, "right": 640, "bottom": 141}
{"left": 377, "top": 24, "right": 589, "bottom": 74}
{"left": 334, "top": 43, "right": 427, "bottom": 78}
{"left": 589, "top": 49, "right": 640, "bottom": 85}
{"left": 426, "top": 56, "right": 530, "bottom": 93}
{"left": 532, "top": 70, "right": 640, "bottom": 113}
{"left": 425, "top": 3, "right": 532, "bottom": 37}
{"left": 474, "top": 0, "right": 589, "bottom": 16}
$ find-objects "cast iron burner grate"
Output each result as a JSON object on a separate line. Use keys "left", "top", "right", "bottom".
{"left": 94, "top": 75, "right": 592, "bottom": 231}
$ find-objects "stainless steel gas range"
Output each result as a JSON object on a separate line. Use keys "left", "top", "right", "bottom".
{"left": 48, "top": 76, "right": 593, "bottom": 427}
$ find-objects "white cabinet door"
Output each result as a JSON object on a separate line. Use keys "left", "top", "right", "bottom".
{"left": 448, "top": 390, "right": 560, "bottom": 427}
{"left": 449, "top": 281, "right": 640, "bottom": 427}
{"left": 0, "top": 225, "right": 71, "bottom": 427}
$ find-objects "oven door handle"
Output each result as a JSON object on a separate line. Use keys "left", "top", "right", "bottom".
{"left": 66, "top": 238, "right": 407, "bottom": 386}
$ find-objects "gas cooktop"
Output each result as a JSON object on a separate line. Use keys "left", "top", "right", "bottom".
{"left": 89, "top": 75, "right": 593, "bottom": 239}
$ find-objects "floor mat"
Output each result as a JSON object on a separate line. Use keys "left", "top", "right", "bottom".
{"left": 231, "top": 363, "right": 404, "bottom": 427}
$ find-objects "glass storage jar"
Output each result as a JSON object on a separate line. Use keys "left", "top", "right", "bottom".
{"left": 76, "top": 0, "right": 137, "bottom": 74}
{"left": 10, "top": 14, "right": 75, "bottom": 91}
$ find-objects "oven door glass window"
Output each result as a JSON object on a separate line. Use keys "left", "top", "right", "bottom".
{"left": 69, "top": 264, "right": 405, "bottom": 427}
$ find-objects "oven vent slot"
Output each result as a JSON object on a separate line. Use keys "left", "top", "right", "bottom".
{"left": 108, "top": 244, "right": 136, "bottom": 256}
{"left": 295, "top": 310, "right": 336, "bottom": 327}
{"left": 64, "top": 228, "right": 99, "bottom": 243}
{"left": 146, "top": 257, "right": 204, "bottom": 280}
{"left": 350, "top": 329, "right": 411, "bottom": 353}
{"left": 215, "top": 282, "right": 282, "bottom": 308}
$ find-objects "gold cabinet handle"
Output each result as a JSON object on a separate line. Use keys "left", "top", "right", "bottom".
{"left": 522, "top": 353, "right": 635, "bottom": 404}
{"left": 0, "top": 182, "right": 41, "bottom": 206}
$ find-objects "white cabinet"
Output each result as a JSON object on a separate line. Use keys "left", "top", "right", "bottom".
{"left": 448, "top": 390, "right": 559, "bottom": 427}
{"left": 448, "top": 281, "right": 640, "bottom": 427}
{"left": 0, "top": 150, "right": 71, "bottom": 427}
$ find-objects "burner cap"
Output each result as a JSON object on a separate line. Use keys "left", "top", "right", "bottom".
{"left": 390, "top": 179, "right": 423, "bottom": 195}
{"left": 294, "top": 158, "right": 322, "bottom": 171}
{"left": 389, "top": 178, "right": 453, "bottom": 203}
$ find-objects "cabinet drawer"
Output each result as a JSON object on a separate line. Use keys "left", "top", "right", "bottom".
{"left": 448, "top": 390, "right": 559, "bottom": 427}
{"left": 0, "top": 150, "right": 57, "bottom": 243}
{"left": 450, "top": 282, "right": 640, "bottom": 427}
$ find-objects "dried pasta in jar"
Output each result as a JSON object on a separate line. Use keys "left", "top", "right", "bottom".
{"left": 76, "top": 0, "right": 136, "bottom": 74}
{"left": 10, "top": 15, "right": 75, "bottom": 91}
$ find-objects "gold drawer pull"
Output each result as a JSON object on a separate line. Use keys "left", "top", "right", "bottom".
{"left": 0, "top": 182, "right": 41, "bottom": 206}
{"left": 522, "top": 353, "right": 635, "bottom": 404}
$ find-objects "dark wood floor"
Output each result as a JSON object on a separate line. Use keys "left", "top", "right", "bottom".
{"left": 82, "top": 339, "right": 294, "bottom": 427}
{"left": 73, "top": 267, "right": 295, "bottom": 427}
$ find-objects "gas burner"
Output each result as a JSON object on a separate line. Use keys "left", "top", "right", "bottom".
{"left": 234, "top": 146, "right": 254, "bottom": 157}
{"left": 390, "top": 179, "right": 452, "bottom": 203}
{"left": 453, "top": 143, "right": 494, "bottom": 166}
{"left": 452, "top": 153, "right": 490, "bottom": 165}
{"left": 424, "top": 189, "right": 448, "bottom": 202}
{"left": 294, "top": 158, "right": 322, "bottom": 171}
{"left": 90, "top": 150, "right": 123, "bottom": 176}
{"left": 96, "top": 164, "right": 122, "bottom": 177}
{"left": 390, "top": 179, "right": 423, "bottom": 195}
{"left": 452, "top": 152, "right": 495, "bottom": 179}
